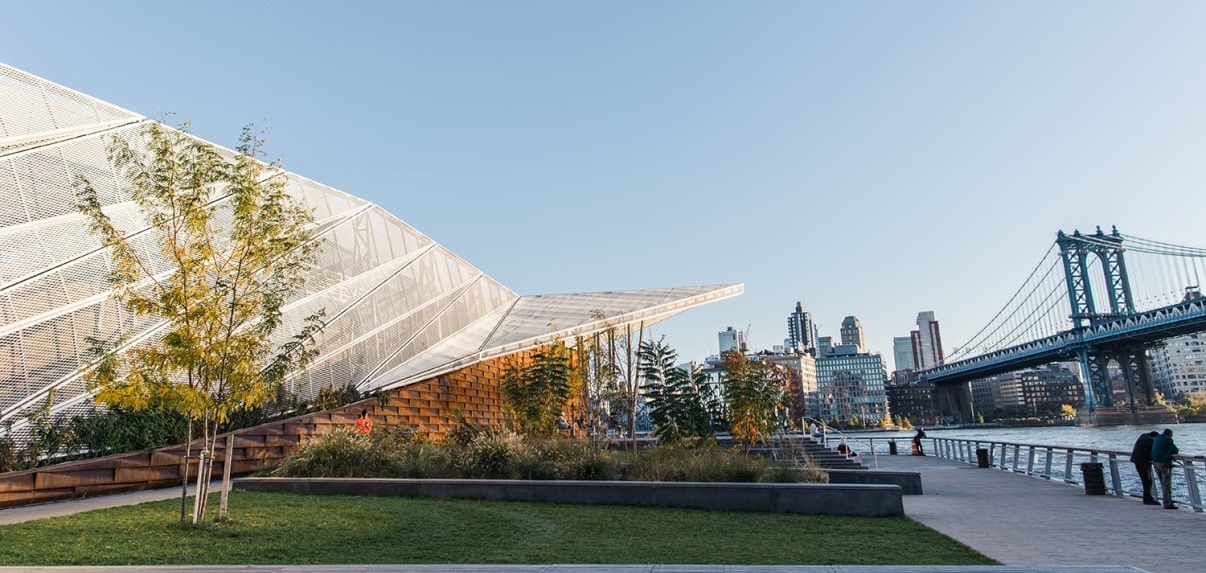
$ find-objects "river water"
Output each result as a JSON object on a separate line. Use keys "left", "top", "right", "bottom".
{"left": 849, "top": 422, "right": 1206, "bottom": 457}
{"left": 841, "top": 422, "right": 1206, "bottom": 507}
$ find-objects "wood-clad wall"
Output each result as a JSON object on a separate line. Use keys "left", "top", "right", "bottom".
{"left": 0, "top": 352, "right": 527, "bottom": 509}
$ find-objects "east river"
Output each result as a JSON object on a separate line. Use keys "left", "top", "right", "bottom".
{"left": 851, "top": 422, "right": 1206, "bottom": 457}
{"left": 843, "top": 422, "right": 1206, "bottom": 506}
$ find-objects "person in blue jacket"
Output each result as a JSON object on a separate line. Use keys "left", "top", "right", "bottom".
{"left": 1151, "top": 428, "right": 1180, "bottom": 509}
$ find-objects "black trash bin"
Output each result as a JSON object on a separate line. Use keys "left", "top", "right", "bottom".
{"left": 888, "top": 440, "right": 898, "bottom": 455}
{"left": 1080, "top": 462, "right": 1106, "bottom": 495}
{"left": 976, "top": 448, "right": 991, "bottom": 468}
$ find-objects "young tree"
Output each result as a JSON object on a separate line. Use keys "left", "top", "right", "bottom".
{"left": 75, "top": 122, "right": 323, "bottom": 523}
{"left": 501, "top": 343, "right": 575, "bottom": 436}
{"left": 578, "top": 313, "right": 623, "bottom": 444}
{"left": 718, "top": 351, "right": 787, "bottom": 451}
{"left": 639, "top": 338, "right": 716, "bottom": 447}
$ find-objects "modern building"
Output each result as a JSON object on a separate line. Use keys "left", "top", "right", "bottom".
{"left": 817, "top": 336, "right": 834, "bottom": 358}
{"left": 702, "top": 347, "right": 818, "bottom": 428}
{"left": 885, "top": 378, "right": 940, "bottom": 426}
{"left": 910, "top": 311, "right": 944, "bottom": 370}
{"left": 786, "top": 301, "right": 817, "bottom": 356}
{"left": 892, "top": 336, "right": 915, "bottom": 374}
{"left": 970, "top": 364, "right": 1084, "bottom": 419}
{"left": 718, "top": 326, "right": 748, "bottom": 354}
{"left": 1149, "top": 332, "right": 1206, "bottom": 399}
{"left": 839, "top": 316, "right": 865, "bottom": 353}
{"left": 0, "top": 62, "right": 742, "bottom": 441}
{"left": 815, "top": 346, "right": 889, "bottom": 425}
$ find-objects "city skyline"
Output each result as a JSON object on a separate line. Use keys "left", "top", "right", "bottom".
{"left": 6, "top": 3, "right": 1206, "bottom": 363}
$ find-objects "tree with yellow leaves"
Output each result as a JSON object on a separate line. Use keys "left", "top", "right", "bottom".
{"left": 75, "top": 122, "right": 323, "bottom": 523}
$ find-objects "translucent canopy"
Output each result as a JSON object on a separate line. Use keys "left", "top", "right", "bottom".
{"left": 0, "top": 62, "right": 742, "bottom": 430}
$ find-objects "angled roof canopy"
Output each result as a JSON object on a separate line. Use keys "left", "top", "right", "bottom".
{"left": 0, "top": 62, "right": 742, "bottom": 430}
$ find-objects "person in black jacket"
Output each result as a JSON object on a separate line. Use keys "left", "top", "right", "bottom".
{"left": 912, "top": 428, "right": 927, "bottom": 456}
{"left": 1129, "top": 431, "right": 1159, "bottom": 505}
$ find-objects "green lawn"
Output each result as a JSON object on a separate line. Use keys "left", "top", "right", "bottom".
{"left": 0, "top": 491, "right": 996, "bottom": 566}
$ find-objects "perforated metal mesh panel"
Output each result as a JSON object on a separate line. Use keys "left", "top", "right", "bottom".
{"left": 0, "top": 62, "right": 740, "bottom": 442}
{"left": 0, "top": 62, "right": 523, "bottom": 432}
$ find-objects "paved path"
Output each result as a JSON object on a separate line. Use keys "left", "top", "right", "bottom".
{"left": 3, "top": 454, "right": 1193, "bottom": 573}
{"left": 868, "top": 453, "right": 1202, "bottom": 573}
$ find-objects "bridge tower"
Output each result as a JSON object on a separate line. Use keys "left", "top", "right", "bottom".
{"left": 1056, "top": 226, "right": 1153, "bottom": 412}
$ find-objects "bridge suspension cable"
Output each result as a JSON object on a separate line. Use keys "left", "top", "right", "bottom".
{"left": 947, "top": 230, "right": 1206, "bottom": 365}
{"left": 946, "top": 243, "right": 1065, "bottom": 362}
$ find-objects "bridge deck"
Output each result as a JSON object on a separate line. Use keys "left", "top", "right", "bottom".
{"left": 871, "top": 453, "right": 1203, "bottom": 573}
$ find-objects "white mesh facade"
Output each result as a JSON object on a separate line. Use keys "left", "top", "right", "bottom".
{"left": 0, "top": 62, "right": 742, "bottom": 433}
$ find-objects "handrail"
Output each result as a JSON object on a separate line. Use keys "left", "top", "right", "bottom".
{"left": 868, "top": 435, "right": 1205, "bottom": 513}
{"left": 799, "top": 417, "right": 881, "bottom": 469}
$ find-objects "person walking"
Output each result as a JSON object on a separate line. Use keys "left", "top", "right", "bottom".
{"left": 1151, "top": 428, "right": 1180, "bottom": 509}
{"left": 1130, "top": 430, "right": 1159, "bottom": 505}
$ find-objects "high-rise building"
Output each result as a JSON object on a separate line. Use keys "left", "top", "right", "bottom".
{"left": 910, "top": 311, "right": 944, "bottom": 370}
{"left": 787, "top": 301, "right": 817, "bottom": 356}
{"left": 817, "top": 336, "right": 834, "bottom": 358}
{"left": 840, "top": 315, "right": 865, "bottom": 353}
{"left": 892, "top": 336, "right": 915, "bottom": 374}
{"left": 719, "top": 326, "right": 747, "bottom": 354}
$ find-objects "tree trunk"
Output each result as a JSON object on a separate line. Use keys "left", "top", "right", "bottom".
{"left": 191, "top": 446, "right": 206, "bottom": 524}
{"left": 628, "top": 322, "right": 644, "bottom": 453}
{"left": 219, "top": 433, "right": 233, "bottom": 521}
{"left": 191, "top": 415, "right": 216, "bottom": 524}
{"left": 179, "top": 421, "right": 192, "bottom": 523}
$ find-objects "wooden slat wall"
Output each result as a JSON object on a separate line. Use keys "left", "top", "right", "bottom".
{"left": 0, "top": 352, "right": 529, "bottom": 509}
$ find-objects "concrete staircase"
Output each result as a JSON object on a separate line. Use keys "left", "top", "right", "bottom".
{"left": 744, "top": 436, "right": 867, "bottom": 470}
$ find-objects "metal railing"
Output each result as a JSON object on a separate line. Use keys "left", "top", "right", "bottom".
{"left": 895, "top": 436, "right": 1205, "bottom": 513}
{"left": 799, "top": 418, "right": 884, "bottom": 469}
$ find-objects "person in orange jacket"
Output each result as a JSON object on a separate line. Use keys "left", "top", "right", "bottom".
{"left": 354, "top": 409, "right": 374, "bottom": 435}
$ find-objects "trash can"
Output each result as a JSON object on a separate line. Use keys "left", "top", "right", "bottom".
{"left": 976, "top": 448, "right": 991, "bottom": 468}
{"left": 888, "top": 440, "right": 898, "bottom": 455}
{"left": 1080, "top": 462, "right": 1106, "bottom": 495}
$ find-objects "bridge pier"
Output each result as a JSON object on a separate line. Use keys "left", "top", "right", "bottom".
{"left": 933, "top": 383, "right": 973, "bottom": 423}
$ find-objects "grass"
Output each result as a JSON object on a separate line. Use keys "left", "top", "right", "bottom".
{"left": 0, "top": 490, "right": 997, "bottom": 566}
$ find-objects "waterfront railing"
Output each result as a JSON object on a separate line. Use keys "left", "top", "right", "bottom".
{"left": 850, "top": 435, "right": 1203, "bottom": 513}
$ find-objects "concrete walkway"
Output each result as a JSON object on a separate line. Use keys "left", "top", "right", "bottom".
{"left": 869, "top": 453, "right": 1203, "bottom": 573}
{"left": 1, "top": 455, "right": 1189, "bottom": 573}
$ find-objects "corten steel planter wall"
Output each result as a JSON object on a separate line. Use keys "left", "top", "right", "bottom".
{"left": 0, "top": 352, "right": 524, "bottom": 509}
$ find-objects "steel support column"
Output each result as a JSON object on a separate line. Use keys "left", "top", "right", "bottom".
{"left": 1058, "top": 230, "right": 1098, "bottom": 329}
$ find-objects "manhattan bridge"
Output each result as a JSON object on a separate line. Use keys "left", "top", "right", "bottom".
{"left": 916, "top": 226, "right": 1206, "bottom": 422}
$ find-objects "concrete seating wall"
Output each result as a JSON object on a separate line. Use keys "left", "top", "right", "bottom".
{"left": 235, "top": 477, "right": 906, "bottom": 517}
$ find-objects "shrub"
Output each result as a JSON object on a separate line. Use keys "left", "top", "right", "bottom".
{"left": 462, "top": 433, "right": 517, "bottom": 478}
{"left": 564, "top": 449, "right": 619, "bottom": 481}
{"left": 396, "top": 442, "right": 456, "bottom": 479}
{"left": 273, "top": 428, "right": 398, "bottom": 478}
{"left": 270, "top": 430, "right": 819, "bottom": 484}
{"left": 510, "top": 445, "right": 559, "bottom": 480}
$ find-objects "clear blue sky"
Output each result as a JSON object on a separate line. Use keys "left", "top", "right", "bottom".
{"left": 6, "top": 2, "right": 1206, "bottom": 366}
